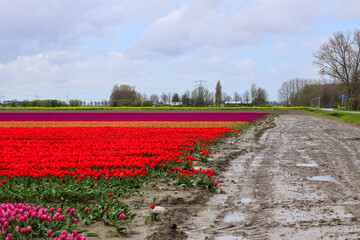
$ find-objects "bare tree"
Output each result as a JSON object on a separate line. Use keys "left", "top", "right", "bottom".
{"left": 181, "top": 90, "right": 191, "bottom": 106}
{"left": 255, "top": 88, "right": 268, "bottom": 106}
{"left": 150, "top": 94, "right": 159, "bottom": 103}
{"left": 233, "top": 91, "right": 241, "bottom": 102}
{"left": 278, "top": 78, "right": 321, "bottom": 106}
{"left": 243, "top": 90, "right": 250, "bottom": 103}
{"left": 222, "top": 92, "right": 231, "bottom": 102}
{"left": 142, "top": 93, "right": 148, "bottom": 102}
{"left": 167, "top": 92, "right": 172, "bottom": 105}
{"left": 250, "top": 83, "right": 257, "bottom": 102}
{"left": 314, "top": 29, "right": 360, "bottom": 98}
{"left": 161, "top": 93, "right": 169, "bottom": 105}
{"left": 209, "top": 92, "right": 215, "bottom": 105}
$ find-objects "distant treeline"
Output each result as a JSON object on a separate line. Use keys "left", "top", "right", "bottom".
{"left": 278, "top": 78, "right": 359, "bottom": 109}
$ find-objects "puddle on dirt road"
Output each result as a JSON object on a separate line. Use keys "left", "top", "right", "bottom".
{"left": 250, "top": 155, "right": 263, "bottom": 167}
{"left": 216, "top": 235, "right": 247, "bottom": 240}
{"left": 296, "top": 163, "right": 318, "bottom": 167}
{"left": 224, "top": 211, "right": 246, "bottom": 223}
{"left": 307, "top": 175, "right": 335, "bottom": 182}
{"left": 239, "top": 198, "right": 252, "bottom": 204}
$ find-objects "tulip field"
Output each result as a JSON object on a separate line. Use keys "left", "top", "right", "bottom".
{"left": 0, "top": 112, "right": 267, "bottom": 239}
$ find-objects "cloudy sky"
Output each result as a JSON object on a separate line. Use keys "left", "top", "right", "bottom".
{"left": 0, "top": 0, "right": 359, "bottom": 102}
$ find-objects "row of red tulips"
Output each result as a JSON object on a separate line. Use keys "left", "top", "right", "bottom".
{"left": 0, "top": 126, "right": 239, "bottom": 180}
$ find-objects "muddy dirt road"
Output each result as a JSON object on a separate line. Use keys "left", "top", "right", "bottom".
{"left": 178, "top": 113, "right": 360, "bottom": 240}
{"left": 88, "top": 113, "right": 360, "bottom": 240}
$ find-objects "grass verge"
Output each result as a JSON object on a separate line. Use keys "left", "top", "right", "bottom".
{"left": 303, "top": 108, "right": 360, "bottom": 126}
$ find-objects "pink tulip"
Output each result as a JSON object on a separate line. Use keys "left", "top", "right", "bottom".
{"left": 119, "top": 213, "right": 125, "bottom": 220}
{"left": 74, "top": 218, "right": 78, "bottom": 224}
{"left": 6, "top": 233, "right": 12, "bottom": 240}
{"left": 47, "top": 229, "right": 53, "bottom": 237}
{"left": 26, "top": 226, "right": 32, "bottom": 232}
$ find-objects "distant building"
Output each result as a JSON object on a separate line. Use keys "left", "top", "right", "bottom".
{"left": 224, "top": 101, "right": 251, "bottom": 107}
{"left": 171, "top": 102, "right": 183, "bottom": 106}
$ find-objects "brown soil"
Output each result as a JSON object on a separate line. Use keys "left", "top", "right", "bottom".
{"left": 86, "top": 112, "right": 360, "bottom": 239}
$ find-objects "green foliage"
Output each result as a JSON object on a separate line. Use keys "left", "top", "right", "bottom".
{"left": 142, "top": 100, "right": 152, "bottom": 107}
{"left": 303, "top": 109, "right": 360, "bottom": 125}
{"left": 145, "top": 212, "right": 161, "bottom": 223}
{"left": 171, "top": 93, "right": 181, "bottom": 103}
{"left": 215, "top": 80, "right": 222, "bottom": 107}
{"left": 10, "top": 100, "right": 17, "bottom": 107}
{"left": 110, "top": 84, "right": 137, "bottom": 103}
{"left": 191, "top": 85, "right": 212, "bottom": 107}
{"left": 293, "top": 84, "right": 323, "bottom": 106}
{"left": 69, "top": 99, "right": 82, "bottom": 107}
{"left": 347, "top": 98, "right": 360, "bottom": 110}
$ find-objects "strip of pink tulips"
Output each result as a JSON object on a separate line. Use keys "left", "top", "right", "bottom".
{"left": 0, "top": 202, "right": 86, "bottom": 240}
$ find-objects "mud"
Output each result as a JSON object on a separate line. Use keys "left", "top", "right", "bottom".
{"left": 181, "top": 113, "right": 360, "bottom": 240}
{"left": 86, "top": 113, "right": 360, "bottom": 239}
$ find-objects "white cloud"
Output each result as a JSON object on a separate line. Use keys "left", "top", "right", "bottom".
{"left": 333, "top": 0, "right": 360, "bottom": 21}
{"left": 272, "top": 42, "right": 295, "bottom": 59}
{"left": 130, "top": 0, "right": 331, "bottom": 57}
{"left": 300, "top": 36, "right": 329, "bottom": 52}
{"left": 269, "top": 68, "right": 279, "bottom": 74}
{"left": 0, "top": 51, "right": 153, "bottom": 100}
{"left": 235, "top": 59, "right": 257, "bottom": 71}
